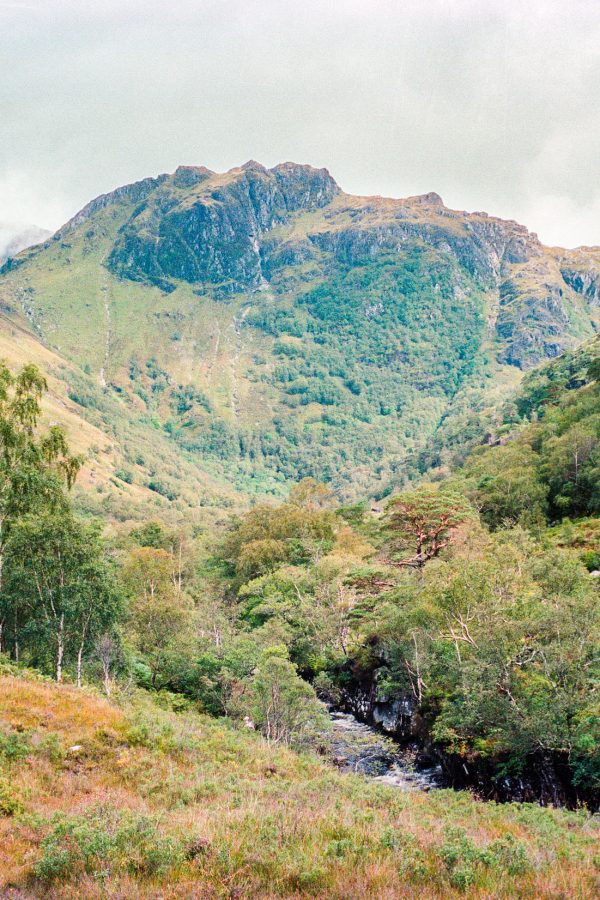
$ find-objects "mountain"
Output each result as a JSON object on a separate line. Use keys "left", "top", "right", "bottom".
{"left": 0, "top": 222, "right": 52, "bottom": 264}
{"left": 0, "top": 161, "right": 599, "bottom": 502}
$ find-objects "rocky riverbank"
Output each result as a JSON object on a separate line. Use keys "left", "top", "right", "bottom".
{"left": 328, "top": 710, "right": 441, "bottom": 791}
{"left": 336, "top": 684, "right": 597, "bottom": 809}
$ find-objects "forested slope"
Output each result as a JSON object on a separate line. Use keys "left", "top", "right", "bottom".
{"left": 0, "top": 343, "right": 599, "bottom": 897}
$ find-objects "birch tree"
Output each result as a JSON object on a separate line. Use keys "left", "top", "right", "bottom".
{"left": 0, "top": 363, "right": 81, "bottom": 655}
{"left": 4, "top": 511, "right": 121, "bottom": 683}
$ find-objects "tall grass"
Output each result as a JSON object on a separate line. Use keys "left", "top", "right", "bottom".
{"left": 0, "top": 674, "right": 598, "bottom": 898}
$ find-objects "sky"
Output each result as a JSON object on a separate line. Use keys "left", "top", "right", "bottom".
{"left": 2, "top": 0, "right": 600, "bottom": 248}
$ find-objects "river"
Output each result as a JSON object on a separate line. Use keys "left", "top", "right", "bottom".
{"left": 328, "top": 710, "right": 442, "bottom": 791}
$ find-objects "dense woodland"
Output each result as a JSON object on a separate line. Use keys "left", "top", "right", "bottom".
{"left": 1, "top": 344, "right": 598, "bottom": 810}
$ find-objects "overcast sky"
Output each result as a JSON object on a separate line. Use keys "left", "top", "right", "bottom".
{"left": 2, "top": 0, "right": 600, "bottom": 247}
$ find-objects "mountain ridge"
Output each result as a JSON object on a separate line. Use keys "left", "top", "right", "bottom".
{"left": 1, "top": 161, "right": 599, "bottom": 505}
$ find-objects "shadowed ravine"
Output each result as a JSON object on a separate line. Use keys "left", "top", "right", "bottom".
{"left": 328, "top": 710, "right": 442, "bottom": 791}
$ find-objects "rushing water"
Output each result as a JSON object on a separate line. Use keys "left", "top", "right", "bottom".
{"left": 328, "top": 710, "right": 442, "bottom": 791}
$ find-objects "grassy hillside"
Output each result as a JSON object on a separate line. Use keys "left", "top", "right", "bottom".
{"left": 1, "top": 670, "right": 598, "bottom": 899}
{"left": 1, "top": 162, "right": 598, "bottom": 504}
{"left": 0, "top": 314, "right": 239, "bottom": 525}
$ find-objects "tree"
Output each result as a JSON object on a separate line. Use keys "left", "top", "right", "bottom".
{"left": 4, "top": 510, "right": 122, "bottom": 683}
{"left": 462, "top": 443, "right": 548, "bottom": 529}
{"left": 373, "top": 530, "right": 600, "bottom": 799}
{"left": 122, "top": 547, "right": 196, "bottom": 690}
{"left": 288, "top": 477, "right": 334, "bottom": 510}
{"left": 222, "top": 483, "right": 336, "bottom": 581}
{"left": 383, "top": 486, "right": 475, "bottom": 569}
{"left": 94, "top": 632, "right": 122, "bottom": 696}
{"left": 129, "top": 521, "right": 191, "bottom": 591}
{"left": 247, "top": 646, "right": 329, "bottom": 748}
{"left": 0, "top": 363, "right": 81, "bottom": 655}
{"left": 544, "top": 423, "right": 600, "bottom": 516}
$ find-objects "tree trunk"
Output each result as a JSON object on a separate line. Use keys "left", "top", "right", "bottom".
{"left": 76, "top": 642, "right": 84, "bottom": 688}
{"left": 102, "top": 661, "right": 112, "bottom": 697}
{"left": 56, "top": 613, "right": 64, "bottom": 683}
{"left": 13, "top": 603, "right": 19, "bottom": 662}
{"left": 76, "top": 616, "right": 91, "bottom": 688}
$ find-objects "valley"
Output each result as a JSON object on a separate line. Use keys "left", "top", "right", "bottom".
{"left": 0, "top": 164, "right": 599, "bottom": 898}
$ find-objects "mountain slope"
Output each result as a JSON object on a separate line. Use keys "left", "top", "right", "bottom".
{"left": 0, "top": 312, "right": 239, "bottom": 522}
{"left": 1, "top": 162, "right": 598, "bottom": 499}
{"left": 451, "top": 334, "right": 600, "bottom": 529}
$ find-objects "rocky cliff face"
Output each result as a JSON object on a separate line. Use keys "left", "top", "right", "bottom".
{"left": 107, "top": 161, "right": 340, "bottom": 292}
{"left": 338, "top": 673, "right": 592, "bottom": 807}
{"left": 554, "top": 247, "right": 600, "bottom": 305}
{"left": 63, "top": 162, "right": 599, "bottom": 368}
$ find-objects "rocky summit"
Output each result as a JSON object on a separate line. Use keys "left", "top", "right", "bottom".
{"left": 1, "top": 162, "right": 599, "bottom": 504}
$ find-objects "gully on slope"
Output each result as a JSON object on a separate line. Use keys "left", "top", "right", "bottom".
{"left": 328, "top": 710, "right": 442, "bottom": 791}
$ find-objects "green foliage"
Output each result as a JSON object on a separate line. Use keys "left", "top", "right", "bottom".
{"left": 372, "top": 531, "right": 599, "bottom": 785}
{"left": 222, "top": 479, "right": 336, "bottom": 580}
{"left": 34, "top": 806, "right": 185, "bottom": 882}
{"left": 0, "top": 364, "right": 122, "bottom": 685}
{"left": 456, "top": 339, "right": 600, "bottom": 525}
{"left": 0, "top": 730, "right": 31, "bottom": 764}
{"left": 460, "top": 442, "right": 547, "bottom": 529}
{"left": 246, "top": 646, "right": 329, "bottom": 748}
{"left": 226, "top": 246, "right": 487, "bottom": 489}
{"left": 0, "top": 362, "right": 81, "bottom": 555}
{"left": 114, "top": 467, "right": 133, "bottom": 484}
{"left": 122, "top": 546, "right": 196, "bottom": 691}
{"left": 0, "top": 778, "right": 24, "bottom": 816}
{"left": 3, "top": 510, "right": 123, "bottom": 682}
{"left": 130, "top": 520, "right": 173, "bottom": 549}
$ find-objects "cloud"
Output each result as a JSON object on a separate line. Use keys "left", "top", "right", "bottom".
{"left": 1, "top": 0, "right": 599, "bottom": 247}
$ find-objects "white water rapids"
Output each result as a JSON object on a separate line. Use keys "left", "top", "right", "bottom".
{"left": 328, "top": 710, "right": 442, "bottom": 791}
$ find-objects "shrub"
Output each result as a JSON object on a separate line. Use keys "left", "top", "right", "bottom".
{"left": 33, "top": 807, "right": 185, "bottom": 883}
{"left": 0, "top": 729, "right": 31, "bottom": 763}
{"left": 0, "top": 778, "right": 24, "bottom": 816}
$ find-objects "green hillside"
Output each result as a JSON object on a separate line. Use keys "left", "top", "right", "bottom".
{"left": 451, "top": 335, "right": 600, "bottom": 528}
{"left": 1, "top": 162, "right": 599, "bottom": 504}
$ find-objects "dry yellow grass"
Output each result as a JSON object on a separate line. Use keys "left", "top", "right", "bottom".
{"left": 0, "top": 674, "right": 122, "bottom": 737}
{"left": 0, "top": 672, "right": 598, "bottom": 899}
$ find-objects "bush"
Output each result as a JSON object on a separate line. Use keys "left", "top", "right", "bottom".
{"left": 0, "top": 729, "right": 31, "bottom": 763}
{"left": 115, "top": 468, "right": 134, "bottom": 484}
{"left": 0, "top": 778, "right": 24, "bottom": 816}
{"left": 247, "top": 647, "right": 329, "bottom": 749}
{"left": 147, "top": 480, "right": 178, "bottom": 500}
{"left": 34, "top": 807, "right": 186, "bottom": 883}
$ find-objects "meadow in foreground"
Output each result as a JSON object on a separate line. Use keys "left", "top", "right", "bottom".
{"left": 0, "top": 668, "right": 598, "bottom": 899}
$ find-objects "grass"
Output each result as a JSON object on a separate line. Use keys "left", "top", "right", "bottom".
{"left": 0, "top": 671, "right": 598, "bottom": 898}
{"left": 0, "top": 303, "right": 243, "bottom": 524}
